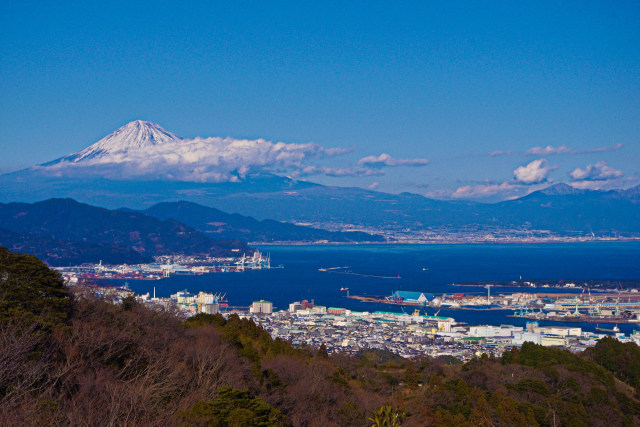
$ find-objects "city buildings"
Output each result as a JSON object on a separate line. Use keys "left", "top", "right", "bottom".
{"left": 69, "top": 281, "right": 640, "bottom": 362}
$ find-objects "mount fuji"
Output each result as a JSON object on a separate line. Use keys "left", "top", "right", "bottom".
{"left": 45, "top": 120, "right": 182, "bottom": 165}
{"left": 21, "top": 119, "right": 344, "bottom": 184}
{"left": 0, "top": 120, "right": 320, "bottom": 208}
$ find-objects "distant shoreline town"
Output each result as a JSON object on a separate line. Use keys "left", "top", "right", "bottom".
{"left": 255, "top": 236, "right": 640, "bottom": 245}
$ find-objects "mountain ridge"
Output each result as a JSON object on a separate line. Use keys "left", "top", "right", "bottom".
{"left": 142, "top": 200, "right": 385, "bottom": 243}
{"left": 538, "top": 182, "right": 586, "bottom": 196}
{"left": 0, "top": 227, "right": 152, "bottom": 265}
{"left": 0, "top": 198, "right": 251, "bottom": 265}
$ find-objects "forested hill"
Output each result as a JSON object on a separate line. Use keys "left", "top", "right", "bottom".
{"left": 143, "top": 201, "right": 385, "bottom": 243}
{"left": 0, "top": 199, "right": 251, "bottom": 265}
{"left": 0, "top": 227, "right": 152, "bottom": 266}
{"left": 1, "top": 247, "right": 640, "bottom": 425}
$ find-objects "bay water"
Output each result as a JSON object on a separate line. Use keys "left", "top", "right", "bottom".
{"left": 102, "top": 242, "right": 640, "bottom": 334}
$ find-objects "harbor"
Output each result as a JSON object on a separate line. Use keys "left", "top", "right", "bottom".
{"left": 345, "top": 287, "right": 640, "bottom": 325}
{"left": 67, "top": 279, "right": 640, "bottom": 362}
{"left": 58, "top": 242, "right": 640, "bottom": 362}
{"left": 55, "top": 250, "right": 278, "bottom": 282}
{"left": 61, "top": 244, "right": 640, "bottom": 338}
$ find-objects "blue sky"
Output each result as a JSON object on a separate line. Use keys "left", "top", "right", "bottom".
{"left": 1, "top": 1, "right": 638, "bottom": 200}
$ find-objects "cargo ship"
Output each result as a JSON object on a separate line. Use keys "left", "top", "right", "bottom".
{"left": 596, "top": 325, "right": 620, "bottom": 333}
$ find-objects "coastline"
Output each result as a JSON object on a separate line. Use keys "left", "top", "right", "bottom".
{"left": 253, "top": 238, "right": 640, "bottom": 245}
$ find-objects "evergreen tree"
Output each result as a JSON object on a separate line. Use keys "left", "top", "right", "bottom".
{"left": 0, "top": 246, "right": 70, "bottom": 329}
{"left": 317, "top": 343, "right": 329, "bottom": 359}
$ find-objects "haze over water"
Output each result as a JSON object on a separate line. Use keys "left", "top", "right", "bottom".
{"left": 109, "top": 242, "right": 640, "bottom": 334}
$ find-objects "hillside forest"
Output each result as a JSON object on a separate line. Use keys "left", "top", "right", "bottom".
{"left": 1, "top": 246, "right": 640, "bottom": 426}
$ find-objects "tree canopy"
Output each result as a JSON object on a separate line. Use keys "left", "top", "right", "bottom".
{"left": 0, "top": 246, "right": 71, "bottom": 329}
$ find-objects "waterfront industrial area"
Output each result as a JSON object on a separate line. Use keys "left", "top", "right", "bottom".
{"left": 55, "top": 250, "right": 276, "bottom": 281}
{"left": 61, "top": 262, "right": 640, "bottom": 362}
{"left": 347, "top": 286, "right": 640, "bottom": 325}
{"left": 59, "top": 256, "right": 640, "bottom": 327}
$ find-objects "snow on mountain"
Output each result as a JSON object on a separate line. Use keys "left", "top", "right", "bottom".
{"left": 538, "top": 183, "right": 585, "bottom": 196}
{"left": 35, "top": 120, "right": 351, "bottom": 182}
{"left": 49, "top": 120, "right": 182, "bottom": 164}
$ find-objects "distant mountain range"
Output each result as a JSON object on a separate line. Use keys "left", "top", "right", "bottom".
{"left": 0, "top": 199, "right": 251, "bottom": 265}
{"left": 216, "top": 183, "right": 640, "bottom": 238}
{"left": 0, "top": 198, "right": 383, "bottom": 265}
{"left": 141, "top": 201, "right": 384, "bottom": 243}
{"left": 1, "top": 120, "right": 639, "bottom": 240}
{"left": 0, "top": 227, "right": 151, "bottom": 266}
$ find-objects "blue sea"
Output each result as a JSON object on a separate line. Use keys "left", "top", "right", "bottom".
{"left": 101, "top": 243, "right": 640, "bottom": 334}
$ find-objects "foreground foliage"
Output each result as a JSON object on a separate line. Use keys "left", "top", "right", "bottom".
{"left": 177, "top": 386, "right": 289, "bottom": 426}
{"left": 1, "top": 247, "right": 639, "bottom": 426}
{"left": 0, "top": 247, "right": 70, "bottom": 329}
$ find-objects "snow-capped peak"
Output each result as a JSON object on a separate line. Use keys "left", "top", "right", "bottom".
{"left": 55, "top": 120, "right": 182, "bottom": 163}
{"left": 35, "top": 120, "right": 350, "bottom": 183}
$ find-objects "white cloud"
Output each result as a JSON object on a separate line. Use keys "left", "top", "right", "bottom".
{"left": 524, "top": 145, "right": 571, "bottom": 156}
{"left": 43, "top": 136, "right": 355, "bottom": 182}
{"left": 569, "top": 176, "right": 636, "bottom": 191}
{"left": 368, "top": 181, "right": 380, "bottom": 190}
{"left": 524, "top": 143, "right": 624, "bottom": 156}
{"left": 291, "top": 165, "right": 383, "bottom": 178}
{"left": 43, "top": 130, "right": 435, "bottom": 183}
{"left": 490, "top": 150, "right": 514, "bottom": 157}
{"left": 357, "top": 153, "right": 430, "bottom": 168}
{"left": 569, "top": 161, "right": 623, "bottom": 181}
{"left": 447, "top": 180, "right": 551, "bottom": 200}
{"left": 513, "top": 159, "right": 556, "bottom": 184}
{"left": 423, "top": 188, "right": 453, "bottom": 199}
{"left": 576, "top": 143, "right": 624, "bottom": 154}
{"left": 451, "top": 182, "right": 517, "bottom": 199}
{"left": 569, "top": 181, "right": 611, "bottom": 190}
{"left": 323, "top": 147, "right": 354, "bottom": 156}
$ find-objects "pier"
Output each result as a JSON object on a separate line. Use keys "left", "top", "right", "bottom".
{"left": 318, "top": 266, "right": 401, "bottom": 279}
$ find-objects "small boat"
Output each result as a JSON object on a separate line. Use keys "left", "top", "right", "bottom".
{"left": 340, "top": 287, "right": 349, "bottom": 292}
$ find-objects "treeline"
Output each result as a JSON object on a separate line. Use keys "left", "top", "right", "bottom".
{"left": 1, "top": 247, "right": 640, "bottom": 426}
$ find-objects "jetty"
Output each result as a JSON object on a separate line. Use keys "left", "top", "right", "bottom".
{"left": 318, "top": 266, "right": 401, "bottom": 279}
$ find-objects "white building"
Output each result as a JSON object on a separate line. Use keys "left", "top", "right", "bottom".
{"left": 201, "top": 303, "right": 220, "bottom": 315}
{"left": 512, "top": 332, "right": 542, "bottom": 345}
{"left": 541, "top": 336, "right": 568, "bottom": 347}
{"left": 250, "top": 300, "right": 273, "bottom": 315}
{"left": 469, "top": 325, "right": 523, "bottom": 337}
{"left": 533, "top": 326, "right": 582, "bottom": 337}
{"left": 197, "top": 292, "right": 216, "bottom": 305}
